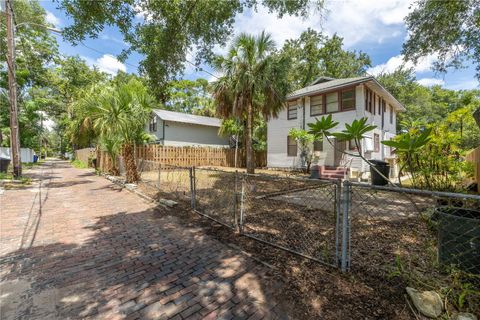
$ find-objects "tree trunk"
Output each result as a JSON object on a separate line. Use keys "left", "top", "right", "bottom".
{"left": 246, "top": 102, "right": 254, "bottom": 174}
{"left": 123, "top": 143, "right": 139, "bottom": 183}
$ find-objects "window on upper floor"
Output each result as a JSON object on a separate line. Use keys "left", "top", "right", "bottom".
{"left": 149, "top": 116, "right": 157, "bottom": 132}
{"left": 313, "top": 140, "right": 323, "bottom": 152}
{"left": 326, "top": 92, "right": 339, "bottom": 113}
{"left": 341, "top": 88, "right": 355, "bottom": 110}
{"left": 390, "top": 105, "right": 393, "bottom": 124}
{"left": 365, "top": 88, "right": 373, "bottom": 113}
{"left": 287, "top": 101, "right": 297, "bottom": 120}
{"left": 310, "top": 95, "right": 324, "bottom": 116}
{"left": 287, "top": 135, "right": 297, "bottom": 156}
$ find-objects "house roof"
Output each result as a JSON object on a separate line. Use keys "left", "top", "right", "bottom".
{"left": 287, "top": 76, "right": 406, "bottom": 111}
{"left": 152, "top": 109, "right": 223, "bottom": 127}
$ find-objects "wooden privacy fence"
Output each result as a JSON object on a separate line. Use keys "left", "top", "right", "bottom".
{"left": 466, "top": 146, "right": 480, "bottom": 190}
{"left": 95, "top": 145, "right": 267, "bottom": 173}
{"left": 136, "top": 145, "right": 266, "bottom": 168}
{"left": 96, "top": 149, "right": 115, "bottom": 173}
{"left": 74, "top": 148, "right": 95, "bottom": 165}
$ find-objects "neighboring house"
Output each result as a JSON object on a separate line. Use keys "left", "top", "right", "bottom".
{"left": 146, "top": 109, "right": 229, "bottom": 147}
{"left": 267, "top": 76, "right": 405, "bottom": 179}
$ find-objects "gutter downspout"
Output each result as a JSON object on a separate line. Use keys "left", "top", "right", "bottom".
{"left": 302, "top": 97, "right": 306, "bottom": 130}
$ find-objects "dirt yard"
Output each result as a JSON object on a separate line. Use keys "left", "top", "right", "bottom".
{"left": 135, "top": 168, "right": 480, "bottom": 319}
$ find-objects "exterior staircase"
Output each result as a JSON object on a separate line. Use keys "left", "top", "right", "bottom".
{"left": 318, "top": 166, "right": 348, "bottom": 180}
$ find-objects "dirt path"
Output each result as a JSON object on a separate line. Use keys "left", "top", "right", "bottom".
{"left": 0, "top": 160, "right": 288, "bottom": 319}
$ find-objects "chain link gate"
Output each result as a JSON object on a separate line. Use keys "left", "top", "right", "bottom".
{"left": 238, "top": 174, "right": 343, "bottom": 268}
{"left": 189, "top": 168, "right": 344, "bottom": 267}
{"left": 190, "top": 167, "right": 239, "bottom": 229}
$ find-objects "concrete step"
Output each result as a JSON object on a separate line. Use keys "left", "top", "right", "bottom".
{"left": 320, "top": 173, "right": 345, "bottom": 179}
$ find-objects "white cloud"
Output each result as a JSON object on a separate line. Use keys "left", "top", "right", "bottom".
{"left": 45, "top": 11, "right": 61, "bottom": 27}
{"left": 214, "top": 0, "right": 412, "bottom": 54}
{"left": 96, "top": 54, "right": 126, "bottom": 75}
{"left": 82, "top": 54, "right": 126, "bottom": 75}
{"left": 323, "top": 0, "right": 411, "bottom": 47}
{"left": 367, "top": 54, "right": 438, "bottom": 75}
{"left": 417, "top": 78, "right": 445, "bottom": 86}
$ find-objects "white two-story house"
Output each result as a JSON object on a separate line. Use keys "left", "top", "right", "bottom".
{"left": 267, "top": 76, "right": 405, "bottom": 179}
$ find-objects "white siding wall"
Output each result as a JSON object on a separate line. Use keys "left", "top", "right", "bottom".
{"left": 163, "top": 121, "right": 229, "bottom": 147}
{"left": 267, "top": 83, "right": 401, "bottom": 173}
{"left": 267, "top": 99, "right": 304, "bottom": 167}
{"left": 305, "top": 85, "right": 364, "bottom": 168}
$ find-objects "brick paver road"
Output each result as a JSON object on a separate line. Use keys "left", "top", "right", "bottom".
{"left": 0, "top": 160, "right": 288, "bottom": 319}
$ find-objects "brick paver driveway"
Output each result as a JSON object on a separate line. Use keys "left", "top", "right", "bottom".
{"left": 0, "top": 160, "right": 287, "bottom": 319}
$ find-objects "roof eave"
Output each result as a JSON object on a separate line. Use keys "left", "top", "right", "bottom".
{"left": 368, "top": 78, "right": 406, "bottom": 112}
{"left": 287, "top": 77, "right": 373, "bottom": 100}
{"left": 152, "top": 109, "right": 223, "bottom": 127}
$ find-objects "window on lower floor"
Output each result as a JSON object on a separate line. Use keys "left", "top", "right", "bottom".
{"left": 348, "top": 139, "right": 358, "bottom": 151}
{"left": 149, "top": 116, "right": 157, "bottom": 132}
{"left": 374, "top": 133, "right": 380, "bottom": 152}
{"left": 287, "top": 135, "right": 297, "bottom": 156}
{"left": 313, "top": 140, "right": 323, "bottom": 152}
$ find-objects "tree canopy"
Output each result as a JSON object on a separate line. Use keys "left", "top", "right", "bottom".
{"left": 56, "top": 0, "right": 325, "bottom": 101}
{"left": 280, "top": 29, "right": 371, "bottom": 89}
{"left": 403, "top": 0, "right": 480, "bottom": 80}
{"left": 377, "top": 67, "right": 480, "bottom": 150}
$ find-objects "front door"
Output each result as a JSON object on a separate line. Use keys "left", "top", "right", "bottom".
{"left": 334, "top": 139, "right": 346, "bottom": 167}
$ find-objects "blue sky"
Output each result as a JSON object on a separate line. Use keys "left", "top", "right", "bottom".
{"left": 40, "top": 0, "right": 479, "bottom": 90}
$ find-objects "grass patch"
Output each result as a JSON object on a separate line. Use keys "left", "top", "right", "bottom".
{"left": 71, "top": 159, "right": 88, "bottom": 169}
{"left": 23, "top": 161, "right": 43, "bottom": 169}
{"left": 0, "top": 172, "right": 31, "bottom": 185}
{"left": 0, "top": 172, "right": 13, "bottom": 180}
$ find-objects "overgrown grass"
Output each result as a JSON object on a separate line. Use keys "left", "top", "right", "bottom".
{"left": 71, "top": 159, "right": 88, "bottom": 169}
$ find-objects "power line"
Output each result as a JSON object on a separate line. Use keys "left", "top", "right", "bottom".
{"left": 10, "top": 18, "right": 219, "bottom": 80}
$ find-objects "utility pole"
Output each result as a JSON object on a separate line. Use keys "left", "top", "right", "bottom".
{"left": 4, "top": 0, "right": 22, "bottom": 177}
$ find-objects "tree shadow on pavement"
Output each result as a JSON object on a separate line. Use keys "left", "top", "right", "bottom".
{"left": 0, "top": 208, "right": 288, "bottom": 320}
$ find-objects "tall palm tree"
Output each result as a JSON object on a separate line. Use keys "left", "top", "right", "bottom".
{"left": 213, "top": 31, "right": 291, "bottom": 173}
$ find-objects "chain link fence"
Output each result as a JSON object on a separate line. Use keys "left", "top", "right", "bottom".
{"left": 345, "top": 181, "right": 480, "bottom": 313}
{"left": 137, "top": 160, "right": 192, "bottom": 205}
{"left": 132, "top": 163, "right": 480, "bottom": 312}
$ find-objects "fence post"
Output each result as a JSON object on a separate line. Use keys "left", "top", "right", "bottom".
{"left": 234, "top": 170, "right": 238, "bottom": 231}
{"left": 239, "top": 174, "right": 246, "bottom": 233}
{"left": 335, "top": 180, "right": 342, "bottom": 267}
{"left": 341, "top": 180, "right": 351, "bottom": 272}
{"left": 189, "top": 166, "right": 196, "bottom": 210}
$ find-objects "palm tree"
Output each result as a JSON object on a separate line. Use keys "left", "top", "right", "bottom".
{"left": 212, "top": 31, "right": 291, "bottom": 173}
{"left": 75, "top": 79, "right": 153, "bottom": 182}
